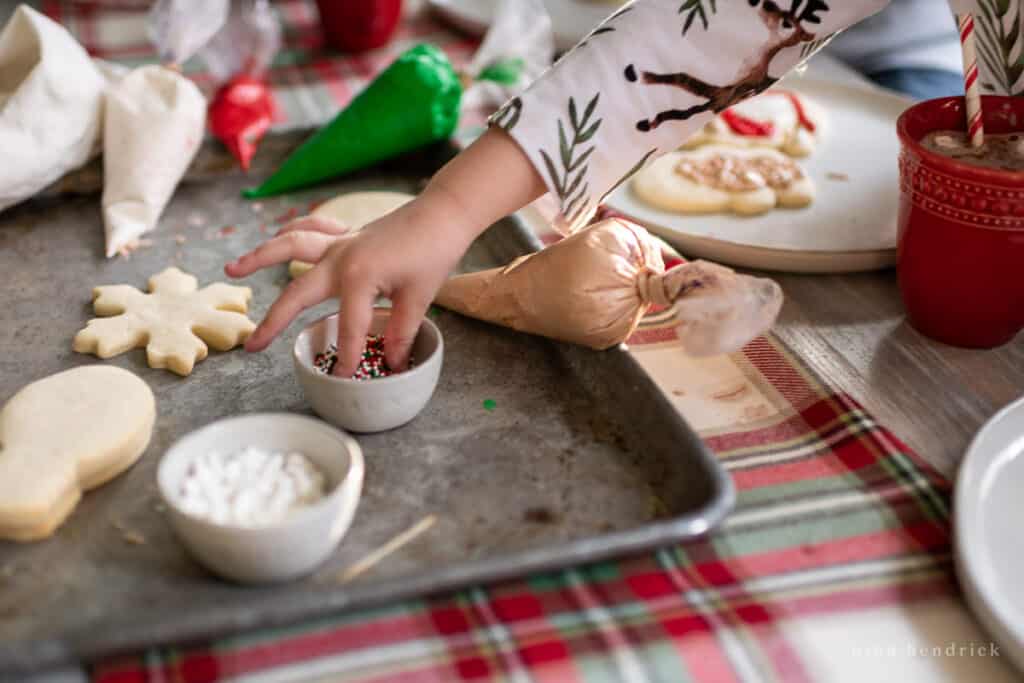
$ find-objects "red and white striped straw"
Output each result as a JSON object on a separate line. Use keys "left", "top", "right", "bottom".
{"left": 958, "top": 13, "right": 985, "bottom": 148}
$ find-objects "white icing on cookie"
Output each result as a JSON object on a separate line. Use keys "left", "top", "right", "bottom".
{"left": 683, "top": 91, "right": 825, "bottom": 158}
{"left": 632, "top": 146, "right": 816, "bottom": 216}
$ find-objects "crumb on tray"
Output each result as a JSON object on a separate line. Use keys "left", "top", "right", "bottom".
{"left": 111, "top": 519, "right": 147, "bottom": 546}
{"left": 523, "top": 507, "right": 557, "bottom": 524}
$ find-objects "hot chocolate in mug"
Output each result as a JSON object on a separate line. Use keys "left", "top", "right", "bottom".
{"left": 896, "top": 96, "right": 1024, "bottom": 348}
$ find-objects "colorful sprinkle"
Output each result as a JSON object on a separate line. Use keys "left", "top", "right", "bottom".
{"left": 483, "top": 399, "right": 497, "bottom": 412}
{"left": 314, "top": 335, "right": 413, "bottom": 380}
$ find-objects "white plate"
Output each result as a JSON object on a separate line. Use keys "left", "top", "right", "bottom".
{"left": 605, "top": 77, "right": 915, "bottom": 273}
{"left": 428, "top": 0, "right": 622, "bottom": 52}
{"left": 955, "top": 394, "right": 1024, "bottom": 673}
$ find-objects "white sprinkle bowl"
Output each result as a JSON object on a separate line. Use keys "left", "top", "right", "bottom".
{"left": 157, "top": 413, "right": 364, "bottom": 584}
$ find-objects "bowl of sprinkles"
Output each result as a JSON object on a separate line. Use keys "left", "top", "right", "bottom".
{"left": 157, "top": 413, "right": 365, "bottom": 584}
{"left": 313, "top": 334, "right": 414, "bottom": 381}
{"left": 293, "top": 307, "right": 443, "bottom": 433}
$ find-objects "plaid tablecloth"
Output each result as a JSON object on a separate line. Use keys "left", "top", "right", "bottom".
{"left": 91, "top": 316, "right": 960, "bottom": 683}
{"left": 39, "top": 0, "right": 482, "bottom": 133}
{"left": 33, "top": 1, "right": 1014, "bottom": 681}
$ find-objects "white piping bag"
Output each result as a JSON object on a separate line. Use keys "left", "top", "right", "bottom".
{"left": 459, "top": 0, "right": 555, "bottom": 112}
{"left": 101, "top": 0, "right": 228, "bottom": 257}
{"left": 0, "top": 6, "right": 106, "bottom": 213}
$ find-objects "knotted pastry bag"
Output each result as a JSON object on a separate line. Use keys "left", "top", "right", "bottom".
{"left": 436, "top": 218, "right": 783, "bottom": 355}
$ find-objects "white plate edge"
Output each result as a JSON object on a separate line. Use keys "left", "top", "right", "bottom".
{"left": 954, "top": 394, "right": 1024, "bottom": 671}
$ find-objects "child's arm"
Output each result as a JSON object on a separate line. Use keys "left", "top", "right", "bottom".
{"left": 226, "top": 128, "right": 546, "bottom": 374}
{"left": 500, "top": 0, "right": 890, "bottom": 233}
{"left": 228, "top": 0, "right": 890, "bottom": 376}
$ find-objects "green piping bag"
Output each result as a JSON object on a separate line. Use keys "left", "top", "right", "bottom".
{"left": 243, "top": 43, "right": 462, "bottom": 198}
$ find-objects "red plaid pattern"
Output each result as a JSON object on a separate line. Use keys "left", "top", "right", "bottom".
{"left": 42, "top": 0, "right": 480, "bottom": 132}
{"left": 91, "top": 312, "right": 955, "bottom": 682}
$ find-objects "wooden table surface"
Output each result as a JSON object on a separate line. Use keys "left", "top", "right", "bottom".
{"left": 705, "top": 55, "right": 1024, "bottom": 478}
{"left": 773, "top": 270, "right": 1023, "bottom": 476}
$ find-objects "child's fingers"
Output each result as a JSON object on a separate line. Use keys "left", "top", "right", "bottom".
{"left": 276, "top": 216, "right": 350, "bottom": 238}
{"left": 332, "top": 286, "right": 376, "bottom": 378}
{"left": 225, "top": 231, "right": 340, "bottom": 278}
{"left": 245, "top": 267, "right": 331, "bottom": 352}
{"left": 383, "top": 291, "right": 430, "bottom": 372}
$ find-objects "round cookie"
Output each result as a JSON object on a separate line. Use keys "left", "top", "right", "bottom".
{"left": 289, "top": 191, "right": 416, "bottom": 278}
{"left": 632, "top": 146, "right": 816, "bottom": 217}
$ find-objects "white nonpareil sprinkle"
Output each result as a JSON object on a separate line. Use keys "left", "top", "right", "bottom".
{"left": 177, "top": 447, "right": 327, "bottom": 527}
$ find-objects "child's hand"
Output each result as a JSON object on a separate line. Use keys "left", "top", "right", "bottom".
{"left": 225, "top": 197, "right": 473, "bottom": 376}
{"left": 224, "top": 128, "right": 546, "bottom": 376}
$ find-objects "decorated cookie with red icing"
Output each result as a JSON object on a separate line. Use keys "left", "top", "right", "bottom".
{"left": 683, "top": 90, "right": 825, "bottom": 158}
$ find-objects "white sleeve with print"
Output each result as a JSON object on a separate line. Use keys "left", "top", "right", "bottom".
{"left": 491, "top": 0, "right": 890, "bottom": 234}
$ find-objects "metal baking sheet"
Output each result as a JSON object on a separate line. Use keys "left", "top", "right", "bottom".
{"left": 0, "top": 137, "right": 734, "bottom": 674}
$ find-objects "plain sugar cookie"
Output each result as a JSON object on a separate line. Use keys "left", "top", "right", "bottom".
{"left": 632, "top": 146, "right": 816, "bottom": 216}
{"left": 289, "top": 191, "right": 416, "bottom": 278}
{"left": 683, "top": 90, "right": 825, "bottom": 158}
{"left": 73, "top": 267, "right": 255, "bottom": 376}
{"left": 0, "top": 366, "right": 155, "bottom": 542}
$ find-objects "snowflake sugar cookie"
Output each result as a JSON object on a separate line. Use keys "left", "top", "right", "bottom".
{"left": 73, "top": 267, "right": 256, "bottom": 376}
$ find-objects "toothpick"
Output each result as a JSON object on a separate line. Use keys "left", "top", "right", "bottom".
{"left": 333, "top": 515, "right": 438, "bottom": 584}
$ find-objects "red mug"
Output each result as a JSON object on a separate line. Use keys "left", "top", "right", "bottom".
{"left": 897, "top": 96, "right": 1024, "bottom": 349}
{"left": 315, "top": 0, "right": 403, "bottom": 53}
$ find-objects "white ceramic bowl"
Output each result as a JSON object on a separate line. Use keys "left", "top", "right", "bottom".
{"left": 157, "top": 413, "right": 364, "bottom": 584}
{"left": 293, "top": 309, "right": 443, "bottom": 433}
